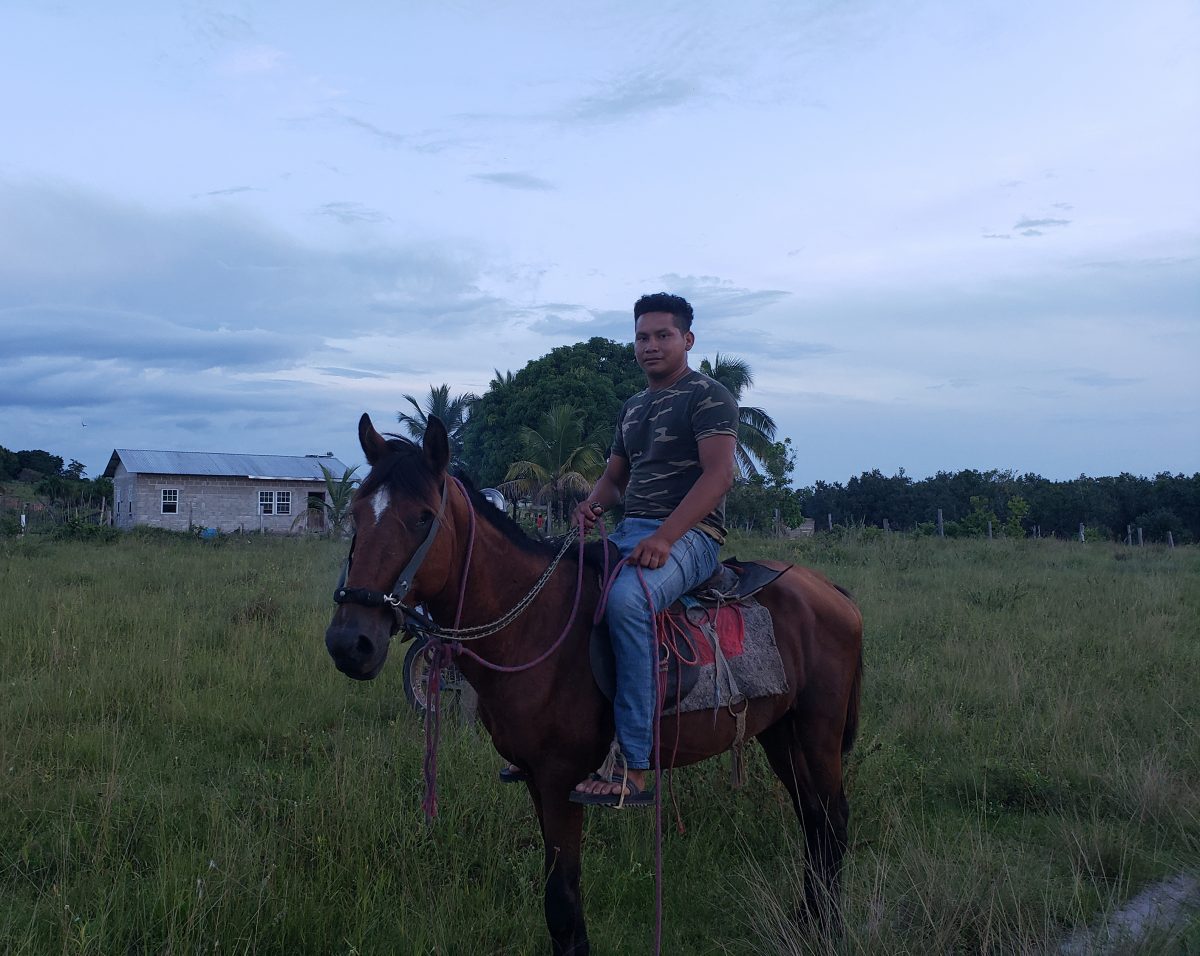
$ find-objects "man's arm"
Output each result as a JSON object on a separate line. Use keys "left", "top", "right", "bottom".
{"left": 572, "top": 453, "right": 630, "bottom": 531}
{"left": 627, "top": 433, "right": 736, "bottom": 569}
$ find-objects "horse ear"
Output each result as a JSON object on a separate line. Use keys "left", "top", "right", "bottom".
{"left": 358, "top": 413, "right": 389, "bottom": 465}
{"left": 422, "top": 415, "right": 450, "bottom": 475}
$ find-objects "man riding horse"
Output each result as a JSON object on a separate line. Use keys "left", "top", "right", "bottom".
{"left": 566, "top": 292, "right": 739, "bottom": 806}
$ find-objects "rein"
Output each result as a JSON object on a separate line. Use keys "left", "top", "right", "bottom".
{"left": 332, "top": 474, "right": 593, "bottom": 819}
{"left": 333, "top": 479, "right": 581, "bottom": 643}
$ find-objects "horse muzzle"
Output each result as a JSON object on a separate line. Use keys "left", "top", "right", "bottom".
{"left": 325, "top": 613, "right": 391, "bottom": 680}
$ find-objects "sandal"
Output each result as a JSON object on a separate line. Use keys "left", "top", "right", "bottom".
{"left": 568, "top": 770, "right": 654, "bottom": 809}
{"left": 498, "top": 764, "right": 530, "bottom": 784}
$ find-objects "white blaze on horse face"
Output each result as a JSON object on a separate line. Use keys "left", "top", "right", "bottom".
{"left": 371, "top": 487, "right": 390, "bottom": 526}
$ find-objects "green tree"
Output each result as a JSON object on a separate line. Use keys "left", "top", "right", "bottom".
{"left": 398, "top": 385, "right": 478, "bottom": 467}
{"left": 461, "top": 338, "right": 643, "bottom": 487}
{"left": 0, "top": 445, "right": 18, "bottom": 480}
{"left": 726, "top": 438, "right": 803, "bottom": 533}
{"left": 960, "top": 495, "right": 999, "bottom": 537}
{"left": 1003, "top": 495, "right": 1030, "bottom": 538}
{"left": 302, "top": 464, "right": 360, "bottom": 537}
{"left": 698, "top": 354, "right": 777, "bottom": 476}
{"left": 16, "top": 449, "right": 64, "bottom": 478}
{"left": 499, "top": 404, "right": 605, "bottom": 535}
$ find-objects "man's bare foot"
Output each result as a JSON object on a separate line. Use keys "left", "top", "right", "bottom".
{"left": 498, "top": 763, "right": 529, "bottom": 783}
{"left": 573, "top": 767, "right": 647, "bottom": 797}
{"left": 569, "top": 767, "right": 654, "bottom": 807}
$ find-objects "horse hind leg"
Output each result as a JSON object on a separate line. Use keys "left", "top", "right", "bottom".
{"left": 756, "top": 712, "right": 850, "bottom": 937}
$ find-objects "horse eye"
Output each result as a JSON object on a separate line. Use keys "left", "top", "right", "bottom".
{"left": 415, "top": 511, "right": 433, "bottom": 527}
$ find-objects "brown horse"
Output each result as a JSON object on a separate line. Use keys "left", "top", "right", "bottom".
{"left": 325, "top": 414, "right": 864, "bottom": 955}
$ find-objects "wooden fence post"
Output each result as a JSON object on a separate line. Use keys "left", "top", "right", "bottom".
{"left": 937, "top": 509, "right": 944, "bottom": 538}
{"left": 1125, "top": 524, "right": 1132, "bottom": 546}
{"left": 1168, "top": 531, "right": 1175, "bottom": 548}
{"left": 1137, "top": 527, "right": 1144, "bottom": 547}
{"left": 987, "top": 520, "right": 993, "bottom": 539}
{"left": 827, "top": 513, "right": 832, "bottom": 531}
{"left": 1079, "top": 523, "right": 1085, "bottom": 542}
{"left": 883, "top": 518, "right": 890, "bottom": 533}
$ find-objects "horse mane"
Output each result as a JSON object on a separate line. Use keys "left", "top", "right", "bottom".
{"left": 450, "top": 469, "right": 562, "bottom": 560}
{"left": 359, "top": 434, "right": 568, "bottom": 562}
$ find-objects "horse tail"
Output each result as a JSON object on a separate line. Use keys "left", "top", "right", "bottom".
{"left": 831, "top": 582, "right": 863, "bottom": 755}
{"left": 842, "top": 647, "right": 863, "bottom": 754}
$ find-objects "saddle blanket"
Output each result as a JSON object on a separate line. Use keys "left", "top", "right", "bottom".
{"left": 660, "top": 597, "right": 788, "bottom": 715}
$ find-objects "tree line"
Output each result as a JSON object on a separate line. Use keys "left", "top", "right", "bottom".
{"left": 397, "top": 336, "right": 1200, "bottom": 544}
{"left": 795, "top": 468, "right": 1200, "bottom": 543}
{"left": 6, "top": 334, "right": 1196, "bottom": 544}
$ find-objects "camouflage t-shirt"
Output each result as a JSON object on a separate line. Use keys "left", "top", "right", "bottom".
{"left": 611, "top": 369, "right": 739, "bottom": 543}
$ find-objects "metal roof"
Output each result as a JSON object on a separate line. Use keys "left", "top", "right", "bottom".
{"left": 104, "top": 449, "right": 349, "bottom": 481}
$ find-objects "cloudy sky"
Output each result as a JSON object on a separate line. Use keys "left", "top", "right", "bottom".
{"left": 2, "top": 0, "right": 1197, "bottom": 485}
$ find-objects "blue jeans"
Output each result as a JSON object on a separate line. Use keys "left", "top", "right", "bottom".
{"left": 605, "top": 517, "right": 720, "bottom": 769}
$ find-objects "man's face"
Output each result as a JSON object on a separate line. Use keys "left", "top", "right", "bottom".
{"left": 634, "top": 311, "right": 693, "bottom": 383}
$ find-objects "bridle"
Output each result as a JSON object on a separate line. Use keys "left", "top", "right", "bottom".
{"left": 332, "top": 479, "right": 450, "bottom": 632}
{"left": 331, "top": 476, "right": 584, "bottom": 643}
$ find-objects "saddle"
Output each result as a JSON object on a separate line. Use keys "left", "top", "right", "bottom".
{"left": 587, "top": 542, "right": 790, "bottom": 705}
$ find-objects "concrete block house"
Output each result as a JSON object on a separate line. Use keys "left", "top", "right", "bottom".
{"left": 103, "top": 450, "right": 349, "bottom": 534}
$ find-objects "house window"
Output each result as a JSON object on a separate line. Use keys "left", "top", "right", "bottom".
{"left": 259, "top": 491, "right": 274, "bottom": 515}
{"left": 276, "top": 491, "right": 291, "bottom": 515}
{"left": 161, "top": 489, "right": 178, "bottom": 514}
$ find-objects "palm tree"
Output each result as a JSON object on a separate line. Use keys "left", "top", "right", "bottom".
{"left": 398, "top": 384, "right": 478, "bottom": 466}
{"left": 489, "top": 368, "right": 517, "bottom": 392}
{"left": 500, "top": 404, "right": 606, "bottom": 535}
{"left": 699, "top": 354, "right": 777, "bottom": 477}
{"left": 298, "top": 464, "right": 359, "bottom": 537}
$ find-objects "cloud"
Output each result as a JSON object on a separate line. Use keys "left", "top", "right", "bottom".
{"left": 658, "top": 274, "right": 791, "bottom": 321}
{"left": 1066, "top": 370, "right": 1143, "bottom": 388}
{"left": 1, "top": 305, "right": 312, "bottom": 370}
{"left": 314, "top": 367, "right": 389, "bottom": 380}
{"left": 196, "top": 186, "right": 262, "bottom": 197}
{"left": 1020, "top": 229, "right": 1044, "bottom": 237}
{"left": 217, "top": 46, "right": 285, "bottom": 76}
{"left": 1052, "top": 202, "right": 1074, "bottom": 211}
{"left": 316, "top": 201, "right": 391, "bottom": 224}
{"left": 564, "top": 72, "right": 703, "bottom": 122}
{"left": 1014, "top": 217, "right": 1070, "bottom": 229}
{"left": 0, "top": 180, "right": 497, "bottom": 339}
{"left": 292, "top": 108, "right": 407, "bottom": 147}
{"left": 926, "top": 379, "right": 977, "bottom": 390}
{"left": 471, "top": 172, "right": 555, "bottom": 191}
{"left": 744, "top": 337, "right": 835, "bottom": 360}
{"left": 983, "top": 233, "right": 1011, "bottom": 239}
{"left": 186, "top": 9, "right": 256, "bottom": 47}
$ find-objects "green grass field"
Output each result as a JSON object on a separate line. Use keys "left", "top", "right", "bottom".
{"left": 1, "top": 531, "right": 1197, "bottom": 954}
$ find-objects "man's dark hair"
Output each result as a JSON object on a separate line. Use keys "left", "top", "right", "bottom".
{"left": 633, "top": 293, "right": 694, "bottom": 333}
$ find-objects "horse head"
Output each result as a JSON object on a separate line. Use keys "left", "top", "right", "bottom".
{"left": 324, "top": 412, "right": 454, "bottom": 680}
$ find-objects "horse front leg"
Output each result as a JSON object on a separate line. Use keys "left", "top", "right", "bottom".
{"left": 534, "top": 786, "right": 589, "bottom": 955}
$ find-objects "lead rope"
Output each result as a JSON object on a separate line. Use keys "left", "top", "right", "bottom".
{"left": 421, "top": 484, "right": 589, "bottom": 820}
{"left": 420, "top": 477, "right": 477, "bottom": 820}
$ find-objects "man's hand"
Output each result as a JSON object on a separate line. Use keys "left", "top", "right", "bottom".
{"left": 628, "top": 531, "right": 675, "bottom": 569}
{"left": 573, "top": 499, "right": 605, "bottom": 532}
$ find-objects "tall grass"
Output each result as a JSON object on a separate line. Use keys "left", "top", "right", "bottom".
{"left": 1, "top": 531, "right": 1196, "bottom": 953}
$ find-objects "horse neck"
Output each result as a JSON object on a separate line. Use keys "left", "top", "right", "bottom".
{"left": 422, "top": 493, "right": 594, "bottom": 670}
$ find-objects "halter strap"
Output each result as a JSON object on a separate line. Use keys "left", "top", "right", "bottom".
{"left": 333, "top": 479, "right": 450, "bottom": 611}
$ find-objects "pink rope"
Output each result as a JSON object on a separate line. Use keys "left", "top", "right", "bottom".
{"left": 421, "top": 483, "right": 589, "bottom": 819}
{"left": 421, "top": 477, "right": 476, "bottom": 820}
{"left": 417, "top": 491, "right": 673, "bottom": 956}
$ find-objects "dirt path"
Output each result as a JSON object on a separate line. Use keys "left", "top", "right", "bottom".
{"left": 1058, "top": 872, "right": 1200, "bottom": 954}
